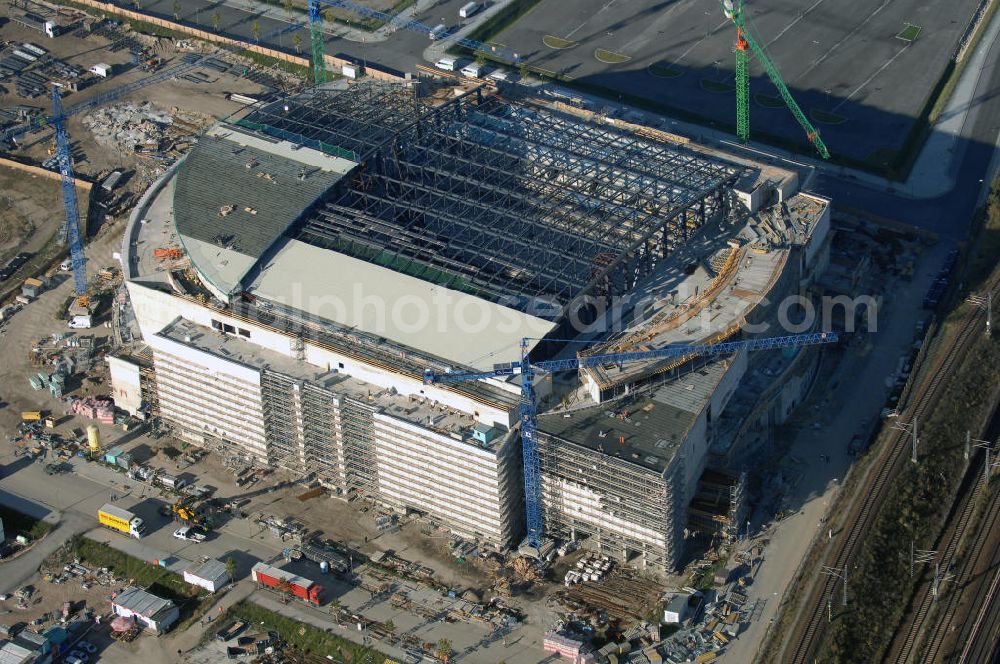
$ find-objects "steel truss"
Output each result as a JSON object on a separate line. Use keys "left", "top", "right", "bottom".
{"left": 242, "top": 83, "right": 744, "bottom": 315}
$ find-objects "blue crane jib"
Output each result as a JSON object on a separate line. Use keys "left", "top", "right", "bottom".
{"left": 424, "top": 331, "right": 838, "bottom": 550}
{"left": 51, "top": 87, "right": 88, "bottom": 303}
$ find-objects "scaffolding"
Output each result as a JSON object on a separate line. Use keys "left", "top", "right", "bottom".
{"left": 535, "top": 429, "right": 685, "bottom": 574}
{"left": 337, "top": 396, "right": 378, "bottom": 494}
{"left": 235, "top": 82, "right": 744, "bottom": 317}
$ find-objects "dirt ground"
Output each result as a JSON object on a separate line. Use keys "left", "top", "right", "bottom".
{"left": 0, "top": 169, "right": 66, "bottom": 265}
{"left": 0, "top": 541, "right": 112, "bottom": 637}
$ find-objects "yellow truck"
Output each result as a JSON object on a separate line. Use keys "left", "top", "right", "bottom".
{"left": 20, "top": 411, "right": 41, "bottom": 421}
{"left": 98, "top": 504, "right": 146, "bottom": 539}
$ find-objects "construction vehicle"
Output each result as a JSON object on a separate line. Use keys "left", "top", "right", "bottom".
{"left": 141, "top": 56, "right": 163, "bottom": 73}
{"left": 162, "top": 495, "right": 212, "bottom": 528}
{"left": 423, "top": 332, "right": 838, "bottom": 550}
{"left": 720, "top": 0, "right": 830, "bottom": 158}
{"left": 98, "top": 504, "right": 146, "bottom": 539}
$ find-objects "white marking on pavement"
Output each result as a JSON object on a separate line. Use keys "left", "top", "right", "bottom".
{"left": 762, "top": 0, "right": 826, "bottom": 49}
{"left": 832, "top": 44, "right": 910, "bottom": 112}
{"left": 791, "top": 0, "right": 892, "bottom": 83}
{"left": 566, "top": 0, "right": 624, "bottom": 39}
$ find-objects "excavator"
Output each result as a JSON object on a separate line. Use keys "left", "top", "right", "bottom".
{"left": 160, "top": 495, "right": 213, "bottom": 529}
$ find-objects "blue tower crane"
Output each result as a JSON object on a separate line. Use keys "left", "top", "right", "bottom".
{"left": 51, "top": 87, "right": 89, "bottom": 309}
{"left": 424, "top": 331, "right": 838, "bottom": 550}
{"left": 2, "top": 56, "right": 206, "bottom": 146}
{"left": 305, "top": 0, "right": 516, "bottom": 85}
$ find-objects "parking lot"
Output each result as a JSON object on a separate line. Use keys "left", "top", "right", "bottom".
{"left": 497, "top": 0, "right": 982, "bottom": 162}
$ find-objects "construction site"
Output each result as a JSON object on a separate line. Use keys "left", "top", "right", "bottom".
{"left": 6, "top": 1, "right": 976, "bottom": 662}
{"left": 104, "top": 73, "right": 836, "bottom": 581}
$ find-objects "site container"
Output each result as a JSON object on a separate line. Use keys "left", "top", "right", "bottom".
{"left": 251, "top": 562, "right": 324, "bottom": 605}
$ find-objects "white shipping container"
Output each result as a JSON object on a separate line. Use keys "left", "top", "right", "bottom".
{"left": 459, "top": 2, "right": 481, "bottom": 18}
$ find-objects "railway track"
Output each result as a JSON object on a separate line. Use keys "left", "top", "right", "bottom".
{"left": 919, "top": 442, "right": 1000, "bottom": 662}
{"left": 884, "top": 454, "right": 987, "bottom": 663}
{"left": 783, "top": 276, "right": 998, "bottom": 664}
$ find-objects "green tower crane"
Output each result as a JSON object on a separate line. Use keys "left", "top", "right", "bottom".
{"left": 722, "top": 0, "right": 830, "bottom": 159}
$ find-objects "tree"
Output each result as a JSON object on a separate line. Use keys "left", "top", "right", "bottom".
{"left": 518, "top": 63, "right": 530, "bottom": 79}
{"left": 328, "top": 598, "right": 342, "bottom": 620}
{"left": 292, "top": 31, "right": 302, "bottom": 53}
{"left": 172, "top": 0, "right": 181, "bottom": 20}
{"left": 212, "top": 10, "right": 221, "bottom": 32}
{"left": 323, "top": 7, "right": 336, "bottom": 23}
{"left": 383, "top": 619, "right": 395, "bottom": 636}
{"left": 475, "top": 51, "right": 486, "bottom": 65}
{"left": 224, "top": 556, "right": 236, "bottom": 580}
{"left": 435, "top": 638, "right": 453, "bottom": 663}
{"left": 251, "top": 19, "right": 262, "bottom": 43}
{"left": 274, "top": 578, "right": 292, "bottom": 604}
{"left": 282, "top": 0, "right": 293, "bottom": 15}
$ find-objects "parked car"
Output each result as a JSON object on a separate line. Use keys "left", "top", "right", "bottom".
{"left": 76, "top": 641, "right": 97, "bottom": 654}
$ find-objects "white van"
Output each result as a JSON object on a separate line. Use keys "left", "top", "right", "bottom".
{"left": 460, "top": 62, "right": 483, "bottom": 78}
{"left": 59, "top": 259, "right": 72, "bottom": 271}
{"left": 68, "top": 315, "right": 92, "bottom": 329}
{"left": 429, "top": 24, "right": 447, "bottom": 40}
{"left": 459, "top": 2, "right": 481, "bottom": 18}
{"left": 488, "top": 69, "right": 510, "bottom": 82}
{"left": 434, "top": 57, "right": 457, "bottom": 72}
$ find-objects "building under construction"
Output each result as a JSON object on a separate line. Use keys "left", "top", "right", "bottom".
{"left": 111, "top": 79, "right": 832, "bottom": 573}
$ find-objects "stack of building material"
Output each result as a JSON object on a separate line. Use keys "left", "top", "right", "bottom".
{"left": 66, "top": 396, "right": 115, "bottom": 423}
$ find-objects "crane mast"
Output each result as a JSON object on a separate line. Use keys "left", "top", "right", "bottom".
{"left": 722, "top": 0, "right": 830, "bottom": 159}
{"left": 425, "top": 331, "right": 838, "bottom": 549}
{"left": 51, "top": 87, "right": 88, "bottom": 309}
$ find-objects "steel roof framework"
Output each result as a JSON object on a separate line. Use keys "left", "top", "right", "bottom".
{"left": 241, "top": 83, "right": 744, "bottom": 314}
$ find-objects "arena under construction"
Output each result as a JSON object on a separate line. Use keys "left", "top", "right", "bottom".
{"left": 111, "top": 78, "right": 834, "bottom": 575}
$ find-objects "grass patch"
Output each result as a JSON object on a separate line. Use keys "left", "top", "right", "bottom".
{"left": 700, "top": 79, "right": 734, "bottom": 94}
{"left": 968, "top": 171, "right": 1000, "bottom": 284}
{"left": 754, "top": 93, "right": 784, "bottom": 108}
{"left": 897, "top": 23, "right": 922, "bottom": 42}
{"left": 594, "top": 48, "right": 631, "bottom": 64}
{"left": 72, "top": 536, "right": 212, "bottom": 629}
{"left": 0, "top": 504, "right": 52, "bottom": 541}
{"left": 542, "top": 34, "right": 576, "bottom": 49}
{"left": 811, "top": 108, "right": 848, "bottom": 125}
{"left": 821, "top": 283, "right": 1000, "bottom": 661}
{"left": 647, "top": 62, "right": 682, "bottom": 78}
{"left": 228, "top": 600, "right": 386, "bottom": 663}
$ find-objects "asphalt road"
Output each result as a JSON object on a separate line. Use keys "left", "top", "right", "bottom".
{"left": 109, "top": 0, "right": 479, "bottom": 74}
{"left": 814, "top": 13, "right": 1000, "bottom": 240}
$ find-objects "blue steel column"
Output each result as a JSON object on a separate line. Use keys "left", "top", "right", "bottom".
{"left": 519, "top": 338, "right": 544, "bottom": 548}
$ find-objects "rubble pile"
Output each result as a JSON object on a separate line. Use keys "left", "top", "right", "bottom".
{"left": 81, "top": 102, "right": 205, "bottom": 154}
